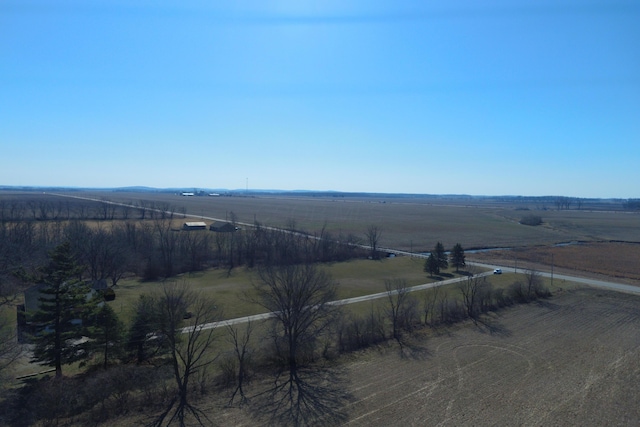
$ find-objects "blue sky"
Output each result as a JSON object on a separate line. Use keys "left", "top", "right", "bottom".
{"left": 1, "top": 1, "right": 638, "bottom": 197}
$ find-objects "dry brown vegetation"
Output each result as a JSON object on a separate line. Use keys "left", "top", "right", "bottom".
{"left": 470, "top": 242, "right": 640, "bottom": 285}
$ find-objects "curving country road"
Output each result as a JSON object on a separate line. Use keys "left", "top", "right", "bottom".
{"left": 183, "top": 263, "right": 640, "bottom": 333}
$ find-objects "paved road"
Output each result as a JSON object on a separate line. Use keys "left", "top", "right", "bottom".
{"left": 186, "top": 263, "right": 640, "bottom": 333}
{"left": 468, "top": 262, "right": 640, "bottom": 295}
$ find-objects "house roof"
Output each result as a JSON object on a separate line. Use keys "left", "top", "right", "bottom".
{"left": 183, "top": 222, "right": 207, "bottom": 227}
{"left": 209, "top": 222, "right": 237, "bottom": 232}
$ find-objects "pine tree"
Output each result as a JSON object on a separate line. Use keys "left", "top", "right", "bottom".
{"left": 91, "top": 302, "right": 125, "bottom": 369}
{"left": 434, "top": 242, "right": 448, "bottom": 272}
{"left": 30, "top": 242, "right": 93, "bottom": 377}
{"left": 424, "top": 253, "right": 440, "bottom": 277}
{"left": 449, "top": 243, "right": 466, "bottom": 272}
{"left": 127, "top": 294, "right": 167, "bottom": 363}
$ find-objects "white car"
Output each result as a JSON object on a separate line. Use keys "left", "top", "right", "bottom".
{"left": 493, "top": 268, "right": 502, "bottom": 274}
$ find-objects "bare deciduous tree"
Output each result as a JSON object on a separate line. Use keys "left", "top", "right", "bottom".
{"left": 365, "top": 225, "right": 382, "bottom": 260}
{"left": 365, "top": 225, "right": 382, "bottom": 259}
{"left": 422, "top": 285, "right": 441, "bottom": 326}
{"left": 252, "top": 263, "right": 347, "bottom": 425}
{"left": 458, "top": 273, "right": 491, "bottom": 319}
{"left": 524, "top": 269, "right": 544, "bottom": 299}
{"left": 226, "top": 321, "right": 253, "bottom": 406}
{"left": 152, "top": 281, "right": 222, "bottom": 427}
{"left": 384, "top": 279, "right": 418, "bottom": 340}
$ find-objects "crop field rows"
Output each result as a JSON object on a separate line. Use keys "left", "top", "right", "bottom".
{"left": 330, "top": 289, "right": 640, "bottom": 426}
{"left": 67, "top": 192, "right": 640, "bottom": 251}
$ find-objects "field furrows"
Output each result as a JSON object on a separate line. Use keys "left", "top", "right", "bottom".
{"left": 345, "top": 289, "right": 640, "bottom": 426}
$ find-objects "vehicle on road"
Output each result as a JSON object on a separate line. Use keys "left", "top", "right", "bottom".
{"left": 493, "top": 268, "right": 502, "bottom": 274}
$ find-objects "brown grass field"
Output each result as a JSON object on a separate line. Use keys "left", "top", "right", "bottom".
{"left": 469, "top": 242, "right": 640, "bottom": 286}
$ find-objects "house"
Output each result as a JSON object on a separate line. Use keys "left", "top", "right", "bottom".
{"left": 209, "top": 222, "right": 238, "bottom": 232}
{"left": 19, "top": 281, "right": 103, "bottom": 342}
{"left": 23, "top": 282, "right": 103, "bottom": 313}
{"left": 23, "top": 283, "right": 48, "bottom": 313}
{"left": 182, "top": 222, "right": 207, "bottom": 230}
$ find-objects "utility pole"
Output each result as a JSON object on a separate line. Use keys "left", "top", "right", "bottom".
{"left": 551, "top": 253, "right": 554, "bottom": 289}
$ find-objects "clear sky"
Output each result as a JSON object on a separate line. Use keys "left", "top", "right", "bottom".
{"left": 1, "top": 1, "right": 638, "bottom": 198}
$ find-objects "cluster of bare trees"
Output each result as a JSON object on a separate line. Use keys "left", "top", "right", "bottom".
{"left": 1, "top": 210, "right": 366, "bottom": 291}
{"left": 0, "top": 196, "right": 186, "bottom": 222}
{"left": 336, "top": 269, "right": 551, "bottom": 355}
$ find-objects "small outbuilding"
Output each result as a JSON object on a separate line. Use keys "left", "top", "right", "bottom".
{"left": 209, "top": 222, "right": 238, "bottom": 233}
{"left": 182, "top": 222, "right": 207, "bottom": 230}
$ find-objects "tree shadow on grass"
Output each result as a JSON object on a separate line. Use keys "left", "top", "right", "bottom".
{"left": 250, "top": 365, "right": 353, "bottom": 426}
{"left": 395, "top": 334, "right": 432, "bottom": 361}
{"left": 431, "top": 272, "right": 455, "bottom": 280}
{"left": 534, "top": 299, "right": 561, "bottom": 311}
{"left": 473, "top": 317, "right": 512, "bottom": 338}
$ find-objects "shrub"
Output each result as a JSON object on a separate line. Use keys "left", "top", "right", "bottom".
{"left": 103, "top": 288, "right": 116, "bottom": 301}
{"left": 520, "top": 215, "right": 543, "bottom": 226}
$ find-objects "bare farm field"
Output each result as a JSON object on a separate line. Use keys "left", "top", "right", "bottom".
{"left": 342, "top": 288, "right": 640, "bottom": 426}
{"left": 106, "top": 288, "right": 640, "bottom": 426}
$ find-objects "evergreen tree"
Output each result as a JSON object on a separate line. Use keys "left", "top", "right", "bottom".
{"left": 91, "top": 302, "right": 125, "bottom": 369}
{"left": 30, "top": 242, "right": 93, "bottom": 377}
{"left": 424, "top": 253, "right": 440, "bottom": 277}
{"left": 127, "top": 294, "right": 167, "bottom": 363}
{"left": 434, "top": 242, "right": 449, "bottom": 272}
{"left": 449, "top": 243, "right": 466, "bottom": 272}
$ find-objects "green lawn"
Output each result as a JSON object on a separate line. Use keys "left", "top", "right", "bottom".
{"left": 109, "top": 256, "right": 471, "bottom": 325}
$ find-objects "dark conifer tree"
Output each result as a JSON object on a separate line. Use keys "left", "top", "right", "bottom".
{"left": 434, "top": 242, "right": 449, "bottom": 272}
{"left": 30, "top": 242, "right": 93, "bottom": 377}
{"left": 449, "top": 243, "right": 466, "bottom": 272}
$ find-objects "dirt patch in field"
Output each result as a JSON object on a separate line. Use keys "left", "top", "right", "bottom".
{"left": 469, "top": 242, "right": 640, "bottom": 286}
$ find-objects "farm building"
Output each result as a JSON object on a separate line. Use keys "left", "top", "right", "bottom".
{"left": 209, "top": 221, "right": 238, "bottom": 232}
{"left": 183, "top": 222, "right": 207, "bottom": 230}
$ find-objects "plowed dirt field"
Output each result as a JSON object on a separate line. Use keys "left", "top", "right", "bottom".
{"left": 344, "top": 288, "right": 640, "bottom": 426}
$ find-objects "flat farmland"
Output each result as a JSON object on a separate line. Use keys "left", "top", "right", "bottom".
{"left": 342, "top": 288, "right": 640, "bottom": 426}
{"left": 68, "top": 192, "right": 640, "bottom": 252}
